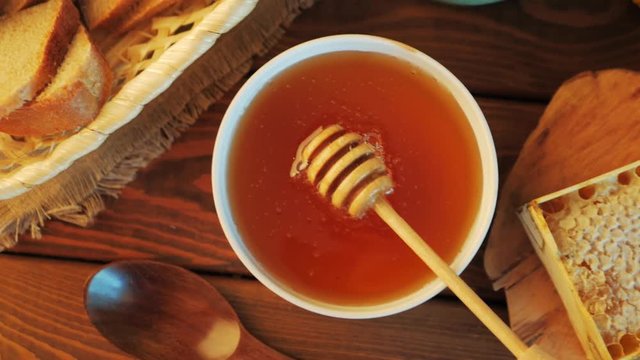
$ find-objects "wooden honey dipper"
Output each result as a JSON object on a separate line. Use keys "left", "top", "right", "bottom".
{"left": 291, "top": 124, "right": 552, "bottom": 360}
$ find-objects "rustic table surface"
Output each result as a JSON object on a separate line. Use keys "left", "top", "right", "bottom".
{"left": 2, "top": 1, "right": 640, "bottom": 359}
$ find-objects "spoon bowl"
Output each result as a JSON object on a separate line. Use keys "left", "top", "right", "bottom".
{"left": 84, "top": 260, "right": 287, "bottom": 360}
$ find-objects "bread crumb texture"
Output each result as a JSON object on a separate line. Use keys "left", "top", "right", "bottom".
{"left": 542, "top": 166, "right": 640, "bottom": 356}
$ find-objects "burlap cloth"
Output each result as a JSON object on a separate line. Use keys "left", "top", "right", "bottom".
{"left": 0, "top": 0, "right": 314, "bottom": 249}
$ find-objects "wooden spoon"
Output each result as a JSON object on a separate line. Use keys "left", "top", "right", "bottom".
{"left": 291, "top": 124, "right": 553, "bottom": 360}
{"left": 84, "top": 260, "right": 289, "bottom": 360}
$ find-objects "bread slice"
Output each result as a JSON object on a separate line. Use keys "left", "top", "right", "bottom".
{"left": 0, "top": 0, "right": 79, "bottom": 118}
{"left": 0, "top": 26, "right": 113, "bottom": 137}
{"left": 78, "top": 0, "right": 137, "bottom": 31}
{"left": 0, "top": 0, "right": 42, "bottom": 16}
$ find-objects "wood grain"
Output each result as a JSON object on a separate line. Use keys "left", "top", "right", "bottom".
{"left": 0, "top": 254, "right": 512, "bottom": 360}
{"left": 2, "top": 0, "right": 635, "bottom": 286}
{"left": 507, "top": 263, "right": 586, "bottom": 360}
{"left": 2, "top": 1, "right": 637, "bottom": 358}
{"left": 256, "top": 0, "right": 640, "bottom": 100}
{"left": 0, "top": 258, "right": 129, "bottom": 359}
{"left": 16, "top": 0, "right": 636, "bottom": 304}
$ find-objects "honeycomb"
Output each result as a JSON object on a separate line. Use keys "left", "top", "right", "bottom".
{"left": 520, "top": 161, "right": 640, "bottom": 360}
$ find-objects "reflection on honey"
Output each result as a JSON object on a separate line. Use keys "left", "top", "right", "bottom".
{"left": 228, "top": 51, "right": 482, "bottom": 306}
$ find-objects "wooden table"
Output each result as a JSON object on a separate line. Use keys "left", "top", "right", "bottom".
{"left": 2, "top": 1, "right": 639, "bottom": 359}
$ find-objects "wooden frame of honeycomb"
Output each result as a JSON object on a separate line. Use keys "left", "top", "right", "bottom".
{"left": 519, "top": 160, "right": 640, "bottom": 360}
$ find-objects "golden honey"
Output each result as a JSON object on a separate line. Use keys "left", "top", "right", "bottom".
{"left": 228, "top": 51, "right": 483, "bottom": 306}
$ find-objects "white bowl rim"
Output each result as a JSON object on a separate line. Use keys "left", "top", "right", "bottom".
{"left": 212, "top": 34, "right": 499, "bottom": 319}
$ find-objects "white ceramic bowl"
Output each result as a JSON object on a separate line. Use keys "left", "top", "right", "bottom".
{"left": 212, "top": 34, "right": 498, "bottom": 319}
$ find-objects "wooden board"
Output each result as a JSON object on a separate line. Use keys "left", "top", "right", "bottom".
{"left": 3, "top": 2, "right": 640, "bottom": 358}
{"left": 260, "top": 0, "right": 640, "bottom": 100}
{"left": 0, "top": 254, "right": 513, "bottom": 360}
{"left": 484, "top": 69, "right": 640, "bottom": 357}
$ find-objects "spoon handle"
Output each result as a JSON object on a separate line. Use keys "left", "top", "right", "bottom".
{"left": 232, "top": 329, "right": 292, "bottom": 360}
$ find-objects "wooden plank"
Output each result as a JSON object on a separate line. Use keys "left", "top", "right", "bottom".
{"left": 8, "top": 94, "right": 543, "bottom": 302}
{"left": 0, "top": 257, "right": 129, "bottom": 360}
{"left": 258, "top": 0, "right": 640, "bottom": 100}
{"left": 0, "top": 254, "right": 512, "bottom": 359}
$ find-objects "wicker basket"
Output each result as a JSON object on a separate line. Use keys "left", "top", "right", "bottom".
{"left": 0, "top": 0, "right": 313, "bottom": 248}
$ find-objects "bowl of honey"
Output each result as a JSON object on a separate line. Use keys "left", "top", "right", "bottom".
{"left": 212, "top": 35, "right": 498, "bottom": 319}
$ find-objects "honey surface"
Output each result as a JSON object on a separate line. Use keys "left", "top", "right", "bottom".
{"left": 229, "top": 51, "right": 483, "bottom": 306}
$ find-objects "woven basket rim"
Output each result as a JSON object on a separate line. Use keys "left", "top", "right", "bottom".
{"left": 0, "top": 0, "right": 257, "bottom": 200}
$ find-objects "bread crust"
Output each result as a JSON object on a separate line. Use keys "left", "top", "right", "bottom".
{"left": 36, "top": 0, "right": 80, "bottom": 92}
{"left": 80, "top": 0, "right": 138, "bottom": 31}
{"left": 0, "top": 0, "right": 80, "bottom": 117}
{"left": 0, "top": 36, "right": 112, "bottom": 137}
{"left": 0, "top": 0, "right": 42, "bottom": 16}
